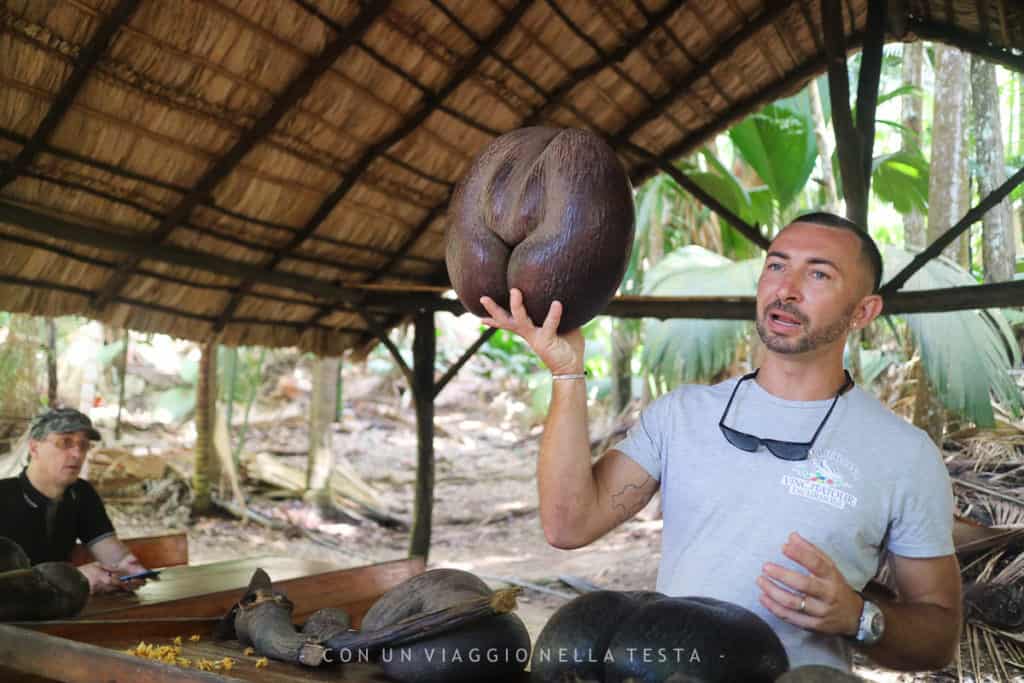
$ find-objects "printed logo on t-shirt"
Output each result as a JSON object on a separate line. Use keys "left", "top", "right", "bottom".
{"left": 780, "top": 448, "right": 859, "bottom": 510}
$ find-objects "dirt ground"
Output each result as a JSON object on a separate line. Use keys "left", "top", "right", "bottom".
{"left": 100, "top": 360, "right": 999, "bottom": 682}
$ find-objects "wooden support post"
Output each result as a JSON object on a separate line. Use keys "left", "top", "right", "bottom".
{"left": 822, "top": 0, "right": 886, "bottom": 229}
{"left": 114, "top": 329, "right": 129, "bottom": 441}
{"left": 409, "top": 311, "right": 436, "bottom": 561}
{"left": 45, "top": 318, "right": 57, "bottom": 408}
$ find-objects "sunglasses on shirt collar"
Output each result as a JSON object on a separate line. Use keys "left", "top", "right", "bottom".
{"left": 718, "top": 369, "right": 854, "bottom": 461}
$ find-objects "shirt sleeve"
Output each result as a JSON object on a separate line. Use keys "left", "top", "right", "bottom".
{"left": 887, "top": 433, "right": 956, "bottom": 558}
{"left": 74, "top": 480, "right": 116, "bottom": 547}
{"left": 612, "top": 392, "right": 674, "bottom": 482}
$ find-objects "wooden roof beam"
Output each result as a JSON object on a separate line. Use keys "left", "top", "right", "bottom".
{"left": 881, "top": 164, "right": 1024, "bottom": 294}
{"left": 0, "top": 201, "right": 466, "bottom": 317}
{"left": 610, "top": 1, "right": 795, "bottom": 146}
{"left": 621, "top": 140, "right": 771, "bottom": 250}
{"left": 822, "top": 0, "right": 885, "bottom": 230}
{"left": 211, "top": 1, "right": 533, "bottom": 333}
{"left": 0, "top": 128, "right": 436, "bottom": 264}
{"left": 292, "top": 0, "right": 503, "bottom": 138}
{"left": 90, "top": 2, "right": 391, "bottom": 312}
{"left": 908, "top": 19, "right": 1024, "bottom": 73}
{"left": 523, "top": 0, "right": 686, "bottom": 127}
{"left": 0, "top": 0, "right": 141, "bottom": 191}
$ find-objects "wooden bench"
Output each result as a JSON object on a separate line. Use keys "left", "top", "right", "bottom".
{"left": 69, "top": 532, "right": 188, "bottom": 568}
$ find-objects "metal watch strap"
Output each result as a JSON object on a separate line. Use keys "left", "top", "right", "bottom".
{"left": 856, "top": 598, "right": 885, "bottom": 646}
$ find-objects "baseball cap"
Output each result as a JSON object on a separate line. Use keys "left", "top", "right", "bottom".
{"left": 29, "top": 408, "right": 102, "bottom": 441}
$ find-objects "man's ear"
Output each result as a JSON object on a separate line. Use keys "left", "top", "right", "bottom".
{"left": 850, "top": 294, "right": 884, "bottom": 331}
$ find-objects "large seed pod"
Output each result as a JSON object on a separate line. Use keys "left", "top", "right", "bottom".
{"left": 604, "top": 596, "right": 789, "bottom": 683}
{"left": 530, "top": 590, "right": 665, "bottom": 683}
{"left": 0, "top": 562, "right": 89, "bottom": 620}
{"left": 446, "top": 127, "right": 635, "bottom": 332}
{"left": 361, "top": 568, "right": 530, "bottom": 683}
{"left": 0, "top": 537, "right": 30, "bottom": 572}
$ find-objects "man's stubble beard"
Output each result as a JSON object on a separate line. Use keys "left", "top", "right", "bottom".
{"left": 755, "top": 301, "right": 856, "bottom": 355}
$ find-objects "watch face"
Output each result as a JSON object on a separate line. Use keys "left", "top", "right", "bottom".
{"left": 869, "top": 611, "right": 884, "bottom": 636}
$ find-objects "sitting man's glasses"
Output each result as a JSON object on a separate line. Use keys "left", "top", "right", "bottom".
{"left": 718, "top": 369, "right": 853, "bottom": 461}
{"left": 47, "top": 436, "right": 92, "bottom": 453}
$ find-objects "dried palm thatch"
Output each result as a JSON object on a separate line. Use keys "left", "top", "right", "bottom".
{"left": 1, "top": 0, "right": 1023, "bottom": 354}
{"left": 947, "top": 429, "right": 1024, "bottom": 682}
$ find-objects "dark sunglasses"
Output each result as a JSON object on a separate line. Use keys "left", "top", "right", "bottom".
{"left": 718, "top": 369, "right": 854, "bottom": 461}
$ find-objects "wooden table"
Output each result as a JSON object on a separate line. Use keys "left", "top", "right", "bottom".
{"left": 0, "top": 556, "right": 428, "bottom": 683}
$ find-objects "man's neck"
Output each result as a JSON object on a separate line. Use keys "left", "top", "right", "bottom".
{"left": 25, "top": 467, "right": 67, "bottom": 500}
{"left": 756, "top": 353, "right": 849, "bottom": 401}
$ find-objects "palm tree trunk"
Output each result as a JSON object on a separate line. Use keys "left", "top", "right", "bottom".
{"left": 307, "top": 356, "right": 340, "bottom": 512}
{"left": 971, "top": 58, "right": 1016, "bottom": 283}
{"left": 915, "top": 45, "right": 971, "bottom": 445}
{"left": 808, "top": 78, "right": 839, "bottom": 212}
{"left": 901, "top": 43, "right": 926, "bottom": 250}
{"left": 45, "top": 319, "right": 57, "bottom": 408}
{"left": 929, "top": 46, "right": 970, "bottom": 263}
{"left": 191, "top": 340, "right": 218, "bottom": 516}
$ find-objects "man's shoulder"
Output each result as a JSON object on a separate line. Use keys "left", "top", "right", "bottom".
{"left": 847, "top": 386, "right": 937, "bottom": 452}
{"left": 0, "top": 476, "right": 21, "bottom": 494}
{"left": 644, "top": 379, "right": 734, "bottom": 416}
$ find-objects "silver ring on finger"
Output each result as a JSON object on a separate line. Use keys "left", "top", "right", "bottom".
{"left": 798, "top": 597, "right": 806, "bottom": 613}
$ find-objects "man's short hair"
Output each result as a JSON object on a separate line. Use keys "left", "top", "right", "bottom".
{"left": 787, "top": 212, "right": 883, "bottom": 293}
{"left": 29, "top": 408, "right": 101, "bottom": 441}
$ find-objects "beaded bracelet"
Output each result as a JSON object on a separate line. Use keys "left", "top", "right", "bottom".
{"left": 552, "top": 372, "right": 587, "bottom": 381}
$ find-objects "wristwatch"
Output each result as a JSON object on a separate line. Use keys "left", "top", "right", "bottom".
{"left": 855, "top": 598, "right": 885, "bottom": 646}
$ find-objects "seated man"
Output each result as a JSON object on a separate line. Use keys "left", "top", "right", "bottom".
{"left": 0, "top": 407, "right": 148, "bottom": 593}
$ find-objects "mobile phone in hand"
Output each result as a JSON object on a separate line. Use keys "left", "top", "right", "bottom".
{"left": 119, "top": 569, "right": 161, "bottom": 581}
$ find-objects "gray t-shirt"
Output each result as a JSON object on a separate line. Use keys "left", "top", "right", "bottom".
{"left": 615, "top": 376, "right": 955, "bottom": 669}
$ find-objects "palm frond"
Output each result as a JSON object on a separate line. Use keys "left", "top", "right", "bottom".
{"left": 641, "top": 246, "right": 762, "bottom": 387}
{"left": 883, "top": 246, "right": 1023, "bottom": 427}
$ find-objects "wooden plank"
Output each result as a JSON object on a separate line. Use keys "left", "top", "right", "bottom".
{"left": 0, "top": 624, "right": 244, "bottom": 683}
{"left": 0, "top": 556, "right": 427, "bottom": 682}
{"left": 79, "top": 556, "right": 425, "bottom": 623}
{"left": 69, "top": 533, "right": 189, "bottom": 568}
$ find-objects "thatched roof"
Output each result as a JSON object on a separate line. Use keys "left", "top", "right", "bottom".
{"left": 1, "top": 0, "right": 1022, "bottom": 354}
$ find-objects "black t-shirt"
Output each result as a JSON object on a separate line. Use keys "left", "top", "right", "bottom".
{"left": 0, "top": 470, "right": 115, "bottom": 564}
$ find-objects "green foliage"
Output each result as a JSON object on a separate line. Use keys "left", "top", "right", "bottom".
{"left": 728, "top": 101, "right": 818, "bottom": 212}
{"left": 481, "top": 328, "right": 543, "bottom": 376}
{"left": 883, "top": 246, "right": 1022, "bottom": 426}
{"left": 641, "top": 246, "right": 762, "bottom": 389}
{"left": 870, "top": 151, "right": 930, "bottom": 213}
{"left": 156, "top": 386, "right": 194, "bottom": 422}
{"left": 97, "top": 340, "right": 126, "bottom": 368}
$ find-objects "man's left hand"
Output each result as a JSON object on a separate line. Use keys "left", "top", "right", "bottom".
{"left": 757, "top": 531, "right": 863, "bottom": 636}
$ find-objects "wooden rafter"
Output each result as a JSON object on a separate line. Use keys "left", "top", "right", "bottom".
{"left": 882, "top": 164, "right": 1024, "bottom": 294}
{"left": 290, "top": 0, "right": 505, "bottom": 138}
{"left": 542, "top": 0, "right": 687, "bottom": 134}
{"left": 210, "top": 0, "right": 533, "bottom": 333}
{"left": 627, "top": 30, "right": 867, "bottom": 190}
{"left": 909, "top": 19, "right": 1024, "bottom": 73}
{"left": 0, "top": 201, "right": 470, "bottom": 317}
{"left": 621, "top": 140, "right": 771, "bottom": 250}
{"left": 523, "top": 0, "right": 686, "bottom": 127}
{"left": 90, "top": 2, "right": 391, "bottom": 312}
{"left": 625, "top": 2, "right": 723, "bottom": 114}
{"left": 611, "top": 0, "right": 794, "bottom": 147}
{"left": 976, "top": 0, "right": 990, "bottom": 39}
{"left": 0, "top": 0, "right": 141, "bottom": 191}
{"left": 0, "top": 126, "right": 438, "bottom": 265}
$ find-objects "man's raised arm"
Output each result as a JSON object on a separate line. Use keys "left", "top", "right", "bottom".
{"left": 480, "top": 289, "right": 658, "bottom": 550}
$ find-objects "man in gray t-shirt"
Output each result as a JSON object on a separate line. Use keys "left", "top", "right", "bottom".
{"left": 480, "top": 212, "right": 961, "bottom": 673}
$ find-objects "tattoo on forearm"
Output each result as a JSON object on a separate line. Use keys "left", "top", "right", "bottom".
{"left": 611, "top": 476, "right": 653, "bottom": 521}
